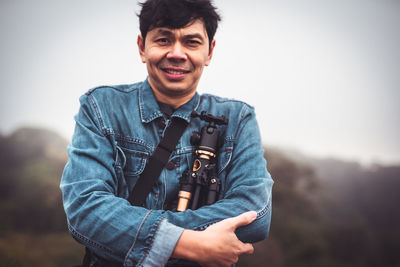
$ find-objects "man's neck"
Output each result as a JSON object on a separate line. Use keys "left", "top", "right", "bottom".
{"left": 151, "top": 88, "right": 196, "bottom": 109}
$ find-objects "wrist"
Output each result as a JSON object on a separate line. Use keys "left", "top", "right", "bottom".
{"left": 171, "top": 229, "right": 204, "bottom": 262}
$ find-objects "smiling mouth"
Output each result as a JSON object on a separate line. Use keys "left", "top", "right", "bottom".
{"left": 161, "top": 67, "right": 191, "bottom": 80}
{"left": 162, "top": 68, "right": 190, "bottom": 75}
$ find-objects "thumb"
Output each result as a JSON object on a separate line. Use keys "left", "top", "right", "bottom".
{"left": 228, "top": 211, "right": 257, "bottom": 229}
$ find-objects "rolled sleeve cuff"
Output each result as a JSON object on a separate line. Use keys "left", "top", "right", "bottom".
{"left": 141, "top": 219, "right": 184, "bottom": 266}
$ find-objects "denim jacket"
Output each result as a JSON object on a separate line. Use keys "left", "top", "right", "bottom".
{"left": 60, "top": 79, "right": 273, "bottom": 266}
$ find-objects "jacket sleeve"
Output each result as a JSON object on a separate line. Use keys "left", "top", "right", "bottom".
{"left": 164, "top": 104, "right": 273, "bottom": 243}
{"left": 60, "top": 93, "right": 182, "bottom": 266}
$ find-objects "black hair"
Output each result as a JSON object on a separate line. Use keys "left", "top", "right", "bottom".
{"left": 138, "top": 0, "right": 221, "bottom": 47}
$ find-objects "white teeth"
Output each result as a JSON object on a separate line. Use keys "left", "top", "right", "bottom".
{"left": 165, "top": 69, "right": 185, "bottom": 75}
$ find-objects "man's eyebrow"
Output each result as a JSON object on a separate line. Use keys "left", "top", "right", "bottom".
{"left": 155, "top": 29, "right": 205, "bottom": 40}
{"left": 156, "top": 29, "right": 174, "bottom": 36}
{"left": 184, "top": 33, "right": 205, "bottom": 40}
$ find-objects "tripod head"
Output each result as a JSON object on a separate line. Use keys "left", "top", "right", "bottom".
{"left": 190, "top": 111, "right": 228, "bottom": 155}
{"left": 191, "top": 110, "right": 228, "bottom": 127}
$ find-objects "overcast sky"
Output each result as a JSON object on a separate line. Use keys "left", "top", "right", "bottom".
{"left": 1, "top": 0, "right": 399, "bottom": 165}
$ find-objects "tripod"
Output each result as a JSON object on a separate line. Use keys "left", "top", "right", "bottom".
{"left": 177, "top": 110, "right": 228, "bottom": 211}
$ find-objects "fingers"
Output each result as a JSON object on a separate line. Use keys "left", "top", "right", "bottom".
{"left": 240, "top": 243, "right": 254, "bottom": 255}
{"left": 227, "top": 211, "right": 257, "bottom": 229}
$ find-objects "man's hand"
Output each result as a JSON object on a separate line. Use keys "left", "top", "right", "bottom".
{"left": 172, "top": 211, "right": 257, "bottom": 267}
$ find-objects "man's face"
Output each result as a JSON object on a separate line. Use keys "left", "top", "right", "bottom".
{"left": 138, "top": 19, "right": 215, "bottom": 103}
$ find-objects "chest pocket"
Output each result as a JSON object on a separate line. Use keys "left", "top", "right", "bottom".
{"left": 115, "top": 141, "right": 150, "bottom": 194}
{"left": 122, "top": 148, "right": 148, "bottom": 176}
{"left": 217, "top": 139, "right": 234, "bottom": 175}
{"left": 216, "top": 139, "right": 234, "bottom": 196}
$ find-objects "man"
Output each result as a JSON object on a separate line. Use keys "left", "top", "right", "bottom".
{"left": 60, "top": 0, "right": 273, "bottom": 266}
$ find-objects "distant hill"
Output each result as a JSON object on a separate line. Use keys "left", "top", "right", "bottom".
{"left": 274, "top": 148, "right": 400, "bottom": 228}
{"left": 0, "top": 127, "right": 68, "bottom": 233}
{"left": 0, "top": 127, "right": 68, "bottom": 170}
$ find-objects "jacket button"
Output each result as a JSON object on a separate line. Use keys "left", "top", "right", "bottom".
{"left": 166, "top": 161, "right": 175, "bottom": 170}
{"left": 158, "top": 119, "right": 166, "bottom": 129}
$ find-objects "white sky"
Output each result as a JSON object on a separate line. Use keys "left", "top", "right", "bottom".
{"left": 1, "top": 0, "right": 399, "bottom": 165}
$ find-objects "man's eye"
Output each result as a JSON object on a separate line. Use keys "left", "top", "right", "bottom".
{"left": 187, "top": 40, "right": 201, "bottom": 46}
{"left": 156, "top": 38, "right": 169, "bottom": 44}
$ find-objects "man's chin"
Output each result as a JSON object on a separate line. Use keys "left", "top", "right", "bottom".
{"left": 149, "top": 77, "right": 196, "bottom": 98}
{"left": 162, "top": 87, "right": 193, "bottom": 97}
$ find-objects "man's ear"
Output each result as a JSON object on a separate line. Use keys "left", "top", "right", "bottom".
{"left": 137, "top": 35, "right": 146, "bottom": 63}
{"left": 205, "top": 39, "right": 216, "bottom": 66}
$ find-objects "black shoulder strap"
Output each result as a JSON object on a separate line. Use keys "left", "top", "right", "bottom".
{"left": 128, "top": 117, "right": 189, "bottom": 206}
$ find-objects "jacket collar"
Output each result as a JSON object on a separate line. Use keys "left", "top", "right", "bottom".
{"left": 139, "top": 78, "right": 200, "bottom": 124}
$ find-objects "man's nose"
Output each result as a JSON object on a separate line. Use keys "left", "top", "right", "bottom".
{"left": 166, "top": 42, "right": 187, "bottom": 61}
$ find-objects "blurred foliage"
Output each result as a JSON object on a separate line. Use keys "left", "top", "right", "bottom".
{"left": 238, "top": 149, "right": 400, "bottom": 267}
{"left": 0, "top": 128, "right": 85, "bottom": 266}
{"left": 0, "top": 127, "right": 399, "bottom": 266}
{"left": 0, "top": 233, "right": 83, "bottom": 267}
